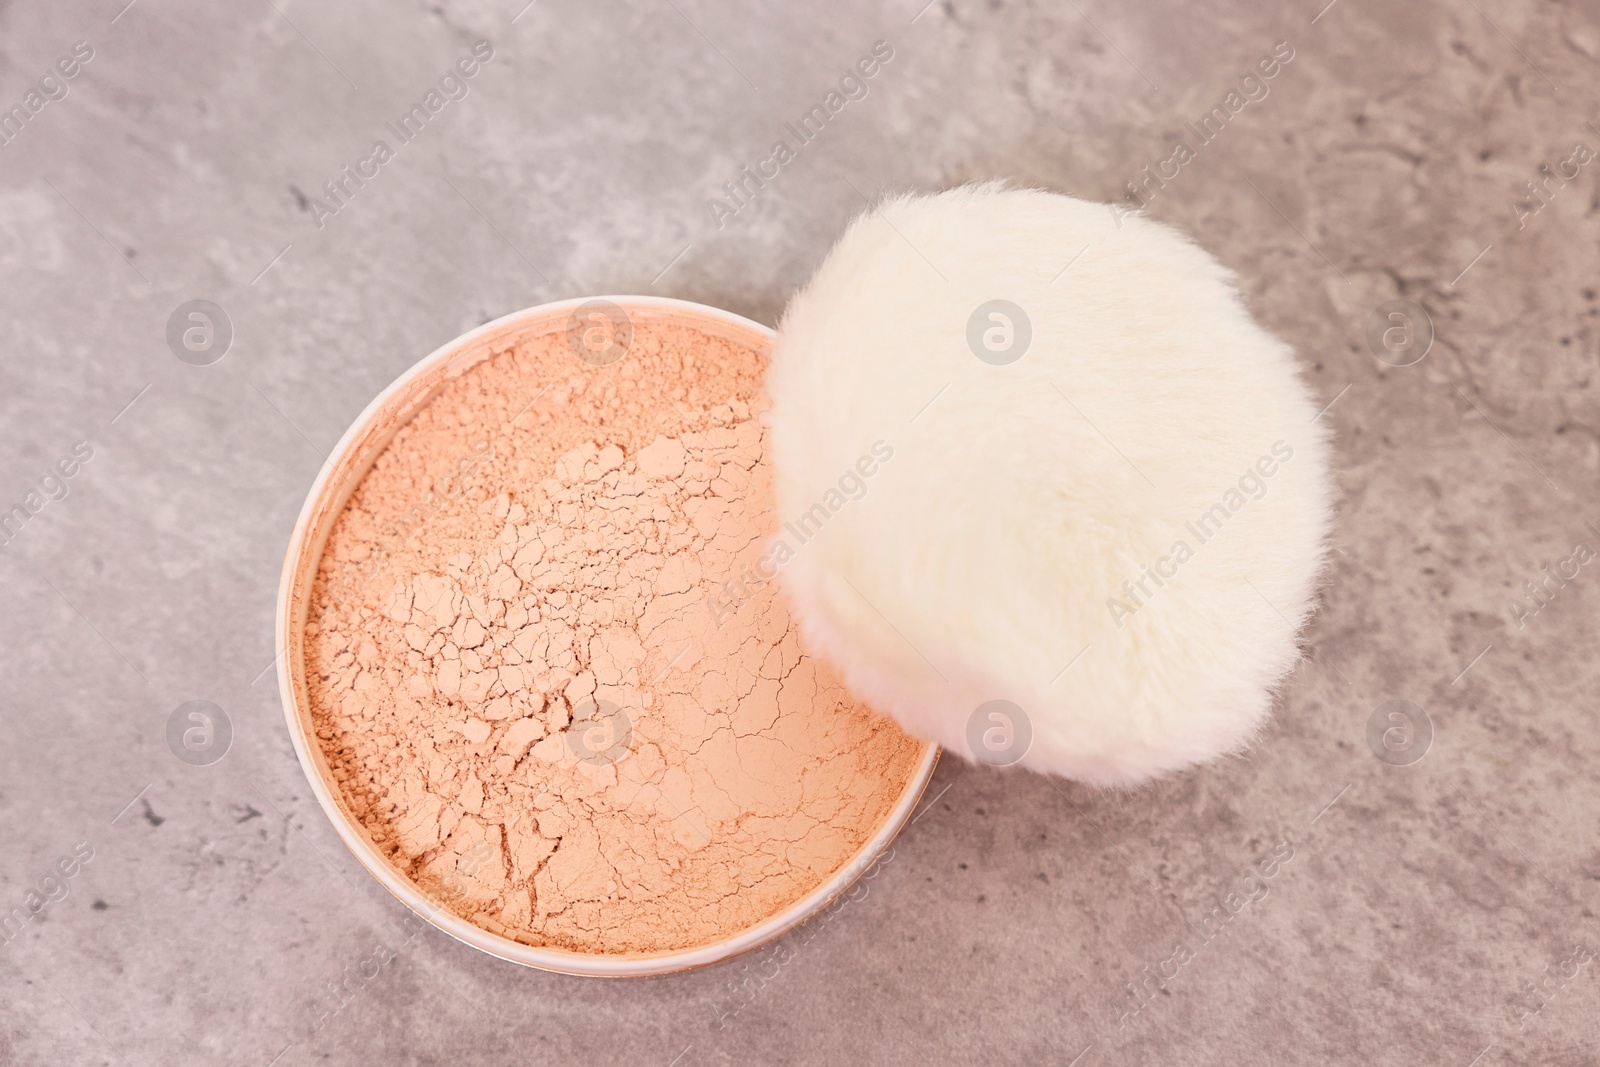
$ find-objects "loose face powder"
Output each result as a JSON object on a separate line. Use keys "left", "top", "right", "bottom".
{"left": 303, "top": 307, "right": 923, "bottom": 956}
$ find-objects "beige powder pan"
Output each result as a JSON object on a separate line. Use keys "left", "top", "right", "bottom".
{"left": 276, "top": 297, "right": 938, "bottom": 976}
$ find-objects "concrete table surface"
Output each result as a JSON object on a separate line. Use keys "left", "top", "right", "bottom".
{"left": 2, "top": 0, "right": 1599, "bottom": 1063}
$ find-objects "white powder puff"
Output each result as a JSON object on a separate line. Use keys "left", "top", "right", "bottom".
{"left": 767, "top": 184, "right": 1332, "bottom": 786}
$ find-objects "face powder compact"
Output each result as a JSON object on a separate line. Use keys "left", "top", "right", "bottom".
{"left": 278, "top": 297, "right": 938, "bottom": 976}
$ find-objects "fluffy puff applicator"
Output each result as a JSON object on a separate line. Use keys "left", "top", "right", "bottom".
{"left": 766, "top": 184, "right": 1332, "bottom": 786}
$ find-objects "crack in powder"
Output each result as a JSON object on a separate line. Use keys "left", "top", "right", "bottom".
{"left": 305, "top": 316, "right": 922, "bottom": 954}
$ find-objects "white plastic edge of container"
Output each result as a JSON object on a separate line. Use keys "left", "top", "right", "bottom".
{"left": 275, "top": 295, "right": 941, "bottom": 977}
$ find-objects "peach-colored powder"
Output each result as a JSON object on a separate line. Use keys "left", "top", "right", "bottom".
{"left": 305, "top": 313, "right": 923, "bottom": 954}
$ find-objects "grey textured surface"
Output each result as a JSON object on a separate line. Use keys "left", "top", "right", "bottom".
{"left": 3, "top": 0, "right": 1600, "bottom": 1063}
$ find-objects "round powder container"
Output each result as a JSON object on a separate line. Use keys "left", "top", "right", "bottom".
{"left": 277, "top": 297, "right": 938, "bottom": 976}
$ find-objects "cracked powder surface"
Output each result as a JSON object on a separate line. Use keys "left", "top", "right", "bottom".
{"left": 305, "top": 314, "right": 923, "bottom": 955}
